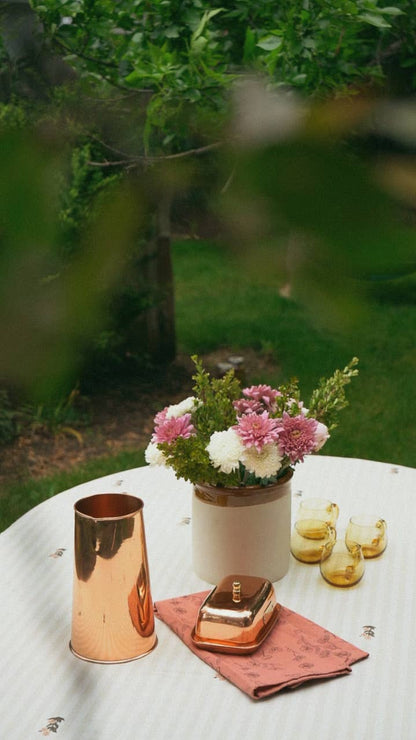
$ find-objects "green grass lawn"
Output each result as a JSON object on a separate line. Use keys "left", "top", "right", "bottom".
{"left": 0, "top": 449, "right": 146, "bottom": 532}
{"left": 174, "top": 238, "right": 416, "bottom": 468}
{"left": 1, "top": 237, "right": 414, "bottom": 531}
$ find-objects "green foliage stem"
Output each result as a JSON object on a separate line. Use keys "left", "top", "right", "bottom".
{"left": 308, "top": 357, "right": 359, "bottom": 431}
{"left": 191, "top": 354, "right": 241, "bottom": 437}
{"left": 159, "top": 355, "right": 242, "bottom": 485}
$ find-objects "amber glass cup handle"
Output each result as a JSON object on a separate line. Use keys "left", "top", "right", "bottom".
{"left": 345, "top": 515, "right": 387, "bottom": 558}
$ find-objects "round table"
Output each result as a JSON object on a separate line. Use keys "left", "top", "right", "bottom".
{"left": 0, "top": 456, "right": 415, "bottom": 739}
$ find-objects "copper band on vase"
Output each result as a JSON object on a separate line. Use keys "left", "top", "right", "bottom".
{"left": 194, "top": 469, "right": 293, "bottom": 507}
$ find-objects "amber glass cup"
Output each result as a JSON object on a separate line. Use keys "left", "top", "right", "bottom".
{"left": 291, "top": 519, "right": 336, "bottom": 564}
{"left": 297, "top": 498, "right": 339, "bottom": 528}
{"left": 70, "top": 493, "right": 157, "bottom": 663}
{"left": 345, "top": 516, "right": 387, "bottom": 558}
{"left": 320, "top": 539, "right": 365, "bottom": 587}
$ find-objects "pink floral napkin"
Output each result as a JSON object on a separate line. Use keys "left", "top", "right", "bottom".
{"left": 154, "top": 591, "right": 368, "bottom": 700}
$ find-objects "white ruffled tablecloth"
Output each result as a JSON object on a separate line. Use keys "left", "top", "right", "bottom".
{"left": 0, "top": 456, "right": 415, "bottom": 739}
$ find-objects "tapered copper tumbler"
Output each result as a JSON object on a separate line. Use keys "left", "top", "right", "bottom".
{"left": 70, "top": 493, "right": 157, "bottom": 663}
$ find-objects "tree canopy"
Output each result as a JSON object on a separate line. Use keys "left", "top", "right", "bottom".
{"left": 0, "top": 0, "right": 415, "bottom": 405}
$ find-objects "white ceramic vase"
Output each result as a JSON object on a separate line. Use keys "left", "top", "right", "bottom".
{"left": 192, "top": 470, "right": 293, "bottom": 584}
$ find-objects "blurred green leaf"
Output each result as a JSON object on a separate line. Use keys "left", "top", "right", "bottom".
{"left": 379, "top": 6, "right": 404, "bottom": 16}
{"left": 256, "top": 35, "right": 282, "bottom": 52}
{"left": 0, "top": 128, "right": 144, "bottom": 401}
{"left": 222, "top": 92, "right": 416, "bottom": 329}
{"left": 358, "top": 13, "right": 391, "bottom": 29}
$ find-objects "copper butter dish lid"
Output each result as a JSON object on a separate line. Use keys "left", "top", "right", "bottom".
{"left": 191, "top": 574, "right": 281, "bottom": 654}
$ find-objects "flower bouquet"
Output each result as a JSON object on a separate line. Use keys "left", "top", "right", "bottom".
{"left": 146, "top": 355, "right": 359, "bottom": 582}
{"left": 145, "top": 355, "right": 359, "bottom": 488}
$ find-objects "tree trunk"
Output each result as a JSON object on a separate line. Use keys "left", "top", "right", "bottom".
{"left": 144, "top": 196, "right": 176, "bottom": 363}
{"left": 0, "top": 0, "right": 76, "bottom": 100}
{"left": 122, "top": 195, "right": 176, "bottom": 365}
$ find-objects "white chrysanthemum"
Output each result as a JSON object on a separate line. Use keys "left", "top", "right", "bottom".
{"left": 206, "top": 428, "right": 245, "bottom": 474}
{"left": 145, "top": 441, "right": 167, "bottom": 466}
{"left": 241, "top": 443, "right": 283, "bottom": 478}
{"left": 166, "top": 396, "right": 198, "bottom": 419}
{"left": 313, "top": 421, "right": 330, "bottom": 451}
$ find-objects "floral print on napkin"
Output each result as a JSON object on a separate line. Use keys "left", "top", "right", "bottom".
{"left": 155, "top": 590, "right": 369, "bottom": 700}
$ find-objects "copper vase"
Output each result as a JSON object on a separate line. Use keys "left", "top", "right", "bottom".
{"left": 70, "top": 493, "right": 157, "bottom": 663}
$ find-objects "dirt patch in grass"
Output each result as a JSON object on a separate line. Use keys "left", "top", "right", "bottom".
{"left": 0, "top": 348, "right": 278, "bottom": 486}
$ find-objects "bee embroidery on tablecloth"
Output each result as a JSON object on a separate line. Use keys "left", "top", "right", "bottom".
{"left": 214, "top": 672, "right": 226, "bottom": 681}
{"left": 294, "top": 490, "right": 303, "bottom": 498}
{"left": 179, "top": 517, "right": 191, "bottom": 525}
{"left": 361, "top": 625, "right": 375, "bottom": 639}
{"left": 49, "top": 548, "right": 66, "bottom": 559}
{"left": 38, "top": 717, "right": 64, "bottom": 735}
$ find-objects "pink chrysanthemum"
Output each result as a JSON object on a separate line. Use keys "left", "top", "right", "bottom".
{"left": 153, "top": 407, "right": 168, "bottom": 426}
{"left": 234, "top": 411, "right": 280, "bottom": 452}
{"left": 243, "top": 384, "right": 281, "bottom": 412}
{"left": 276, "top": 412, "right": 318, "bottom": 464}
{"left": 233, "top": 398, "right": 263, "bottom": 415}
{"left": 152, "top": 413, "right": 196, "bottom": 444}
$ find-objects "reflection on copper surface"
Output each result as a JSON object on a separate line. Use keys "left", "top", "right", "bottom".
{"left": 128, "top": 563, "right": 155, "bottom": 638}
{"left": 70, "top": 493, "right": 157, "bottom": 663}
{"left": 192, "top": 574, "right": 281, "bottom": 654}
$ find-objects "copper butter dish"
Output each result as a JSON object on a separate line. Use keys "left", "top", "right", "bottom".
{"left": 191, "top": 574, "right": 281, "bottom": 654}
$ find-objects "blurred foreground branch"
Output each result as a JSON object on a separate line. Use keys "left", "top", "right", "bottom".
{"left": 220, "top": 81, "right": 416, "bottom": 328}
